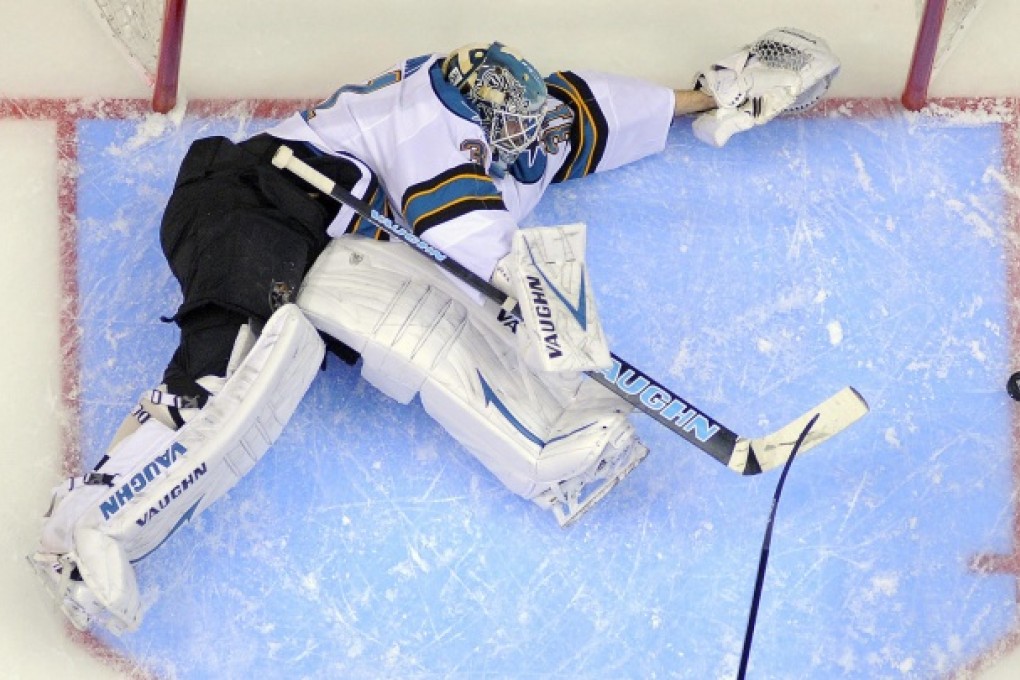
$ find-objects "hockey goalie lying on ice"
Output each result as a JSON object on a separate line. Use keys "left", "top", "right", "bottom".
{"left": 28, "top": 31, "right": 840, "bottom": 633}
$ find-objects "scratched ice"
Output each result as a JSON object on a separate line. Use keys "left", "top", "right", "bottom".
{"left": 74, "top": 111, "right": 1015, "bottom": 678}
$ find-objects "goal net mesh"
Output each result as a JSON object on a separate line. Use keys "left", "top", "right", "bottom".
{"left": 88, "top": 0, "right": 167, "bottom": 82}
{"left": 924, "top": 0, "right": 984, "bottom": 76}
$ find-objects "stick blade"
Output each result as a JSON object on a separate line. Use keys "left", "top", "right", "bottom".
{"left": 728, "top": 387, "right": 869, "bottom": 475}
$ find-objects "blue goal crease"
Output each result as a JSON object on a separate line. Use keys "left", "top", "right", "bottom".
{"left": 75, "top": 114, "right": 1016, "bottom": 679}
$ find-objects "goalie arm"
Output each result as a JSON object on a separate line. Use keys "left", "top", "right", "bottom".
{"left": 272, "top": 145, "right": 869, "bottom": 474}
{"left": 673, "top": 89, "right": 717, "bottom": 117}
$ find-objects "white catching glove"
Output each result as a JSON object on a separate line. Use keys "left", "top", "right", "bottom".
{"left": 694, "top": 65, "right": 801, "bottom": 147}
{"left": 692, "top": 27, "right": 841, "bottom": 147}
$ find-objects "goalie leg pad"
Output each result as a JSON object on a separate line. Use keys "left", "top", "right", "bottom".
{"left": 298, "top": 244, "right": 467, "bottom": 404}
{"left": 33, "top": 304, "right": 324, "bottom": 631}
{"left": 299, "top": 236, "right": 648, "bottom": 524}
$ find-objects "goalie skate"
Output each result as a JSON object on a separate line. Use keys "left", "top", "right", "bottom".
{"left": 27, "top": 552, "right": 114, "bottom": 633}
{"left": 535, "top": 430, "right": 649, "bottom": 528}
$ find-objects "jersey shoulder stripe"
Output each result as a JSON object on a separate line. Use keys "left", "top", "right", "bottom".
{"left": 402, "top": 163, "right": 506, "bottom": 234}
{"left": 546, "top": 71, "right": 609, "bottom": 183}
{"left": 347, "top": 182, "right": 391, "bottom": 241}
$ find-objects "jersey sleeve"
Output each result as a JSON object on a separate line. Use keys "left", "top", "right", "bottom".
{"left": 399, "top": 162, "right": 521, "bottom": 279}
{"left": 544, "top": 70, "right": 675, "bottom": 183}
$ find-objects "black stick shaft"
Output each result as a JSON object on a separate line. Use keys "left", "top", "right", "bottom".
{"left": 272, "top": 145, "right": 743, "bottom": 463}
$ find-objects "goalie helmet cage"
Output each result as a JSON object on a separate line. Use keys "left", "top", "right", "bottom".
{"left": 86, "top": 0, "right": 187, "bottom": 113}
{"left": 901, "top": 0, "right": 985, "bottom": 111}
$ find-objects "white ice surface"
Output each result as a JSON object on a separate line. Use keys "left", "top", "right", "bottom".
{"left": 0, "top": 121, "right": 127, "bottom": 678}
{"left": 2, "top": 1, "right": 1020, "bottom": 678}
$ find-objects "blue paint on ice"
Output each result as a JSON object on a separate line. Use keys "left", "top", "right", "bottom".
{"left": 74, "top": 111, "right": 1014, "bottom": 678}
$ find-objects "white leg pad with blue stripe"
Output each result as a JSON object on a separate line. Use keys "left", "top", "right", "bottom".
{"left": 30, "top": 304, "right": 324, "bottom": 632}
{"left": 298, "top": 235, "right": 647, "bottom": 525}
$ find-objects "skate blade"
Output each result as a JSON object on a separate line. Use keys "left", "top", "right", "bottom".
{"left": 26, "top": 554, "right": 92, "bottom": 631}
{"left": 555, "top": 445, "right": 650, "bottom": 528}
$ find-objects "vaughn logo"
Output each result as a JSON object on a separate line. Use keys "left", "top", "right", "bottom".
{"left": 372, "top": 209, "right": 447, "bottom": 261}
{"left": 497, "top": 307, "right": 520, "bottom": 333}
{"left": 526, "top": 275, "right": 563, "bottom": 360}
{"left": 100, "top": 441, "right": 191, "bottom": 521}
{"left": 600, "top": 358, "right": 721, "bottom": 443}
{"left": 135, "top": 463, "right": 208, "bottom": 527}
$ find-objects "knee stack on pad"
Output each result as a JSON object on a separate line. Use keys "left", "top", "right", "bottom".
{"left": 298, "top": 235, "right": 648, "bottom": 526}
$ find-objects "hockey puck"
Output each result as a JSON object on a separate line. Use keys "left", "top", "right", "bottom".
{"left": 1008, "top": 372, "right": 1020, "bottom": 402}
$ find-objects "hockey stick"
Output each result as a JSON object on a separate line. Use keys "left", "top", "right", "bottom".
{"left": 271, "top": 145, "right": 868, "bottom": 474}
{"left": 737, "top": 413, "right": 818, "bottom": 679}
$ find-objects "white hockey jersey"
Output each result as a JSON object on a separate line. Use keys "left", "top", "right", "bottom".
{"left": 267, "top": 53, "right": 674, "bottom": 279}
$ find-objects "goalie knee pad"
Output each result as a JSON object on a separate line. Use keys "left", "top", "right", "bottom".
{"left": 32, "top": 304, "right": 324, "bottom": 632}
{"left": 299, "top": 236, "right": 647, "bottom": 525}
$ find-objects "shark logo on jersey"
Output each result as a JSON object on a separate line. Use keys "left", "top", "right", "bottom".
{"left": 509, "top": 145, "right": 548, "bottom": 184}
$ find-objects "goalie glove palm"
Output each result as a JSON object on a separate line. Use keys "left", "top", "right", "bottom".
{"left": 693, "top": 67, "right": 801, "bottom": 147}
{"left": 695, "top": 50, "right": 755, "bottom": 109}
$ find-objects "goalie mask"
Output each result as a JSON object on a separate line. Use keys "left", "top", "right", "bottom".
{"left": 443, "top": 42, "right": 548, "bottom": 176}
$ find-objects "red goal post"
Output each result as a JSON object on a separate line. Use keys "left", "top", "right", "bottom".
{"left": 901, "top": 0, "right": 984, "bottom": 111}
{"left": 152, "top": 0, "right": 186, "bottom": 113}
{"left": 86, "top": 0, "right": 188, "bottom": 113}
